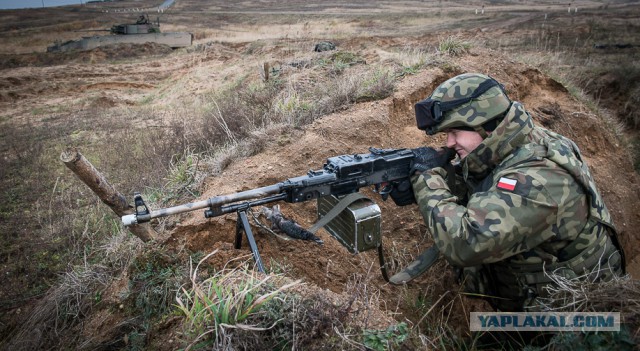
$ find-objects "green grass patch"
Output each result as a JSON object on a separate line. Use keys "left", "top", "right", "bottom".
{"left": 363, "top": 322, "right": 409, "bottom": 351}
{"left": 175, "top": 251, "right": 301, "bottom": 349}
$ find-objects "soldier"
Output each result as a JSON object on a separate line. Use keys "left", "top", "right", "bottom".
{"left": 399, "top": 73, "right": 625, "bottom": 311}
{"left": 136, "top": 15, "right": 149, "bottom": 25}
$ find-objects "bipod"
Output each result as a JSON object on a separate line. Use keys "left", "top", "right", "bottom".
{"left": 234, "top": 208, "right": 265, "bottom": 273}
{"left": 204, "top": 193, "right": 287, "bottom": 273}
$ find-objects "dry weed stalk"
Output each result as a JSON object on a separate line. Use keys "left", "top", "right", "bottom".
{"left": 210, "top": 99, "right": 238, "bottom": 145}
{"left": 538, "top": 262, "right": 638, "bottom": 316}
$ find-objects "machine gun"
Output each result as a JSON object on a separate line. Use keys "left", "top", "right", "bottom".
{"left": 123, "top": 147, "right": 445, "bottom": 283}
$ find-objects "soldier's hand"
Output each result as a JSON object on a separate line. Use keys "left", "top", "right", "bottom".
{"left": 388, "top": 179, "right": 416, "bottom": 206}
{"left": 410, "top": 147, "right": 455, "bottom": 175}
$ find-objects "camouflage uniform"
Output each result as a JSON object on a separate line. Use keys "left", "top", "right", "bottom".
{"left": 411, "top": 74, "right": 624, "bottom": 311}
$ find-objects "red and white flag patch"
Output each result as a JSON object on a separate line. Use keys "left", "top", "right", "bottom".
{"left": 497, "top": 177, "right": 517, "bottom": 191}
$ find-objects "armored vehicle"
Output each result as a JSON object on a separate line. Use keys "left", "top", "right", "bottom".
{"left": 47, "top": 15, "right": 192, "bottom": 52}
{"left": 109, "top": 15, "right": 160, "bottom": 35}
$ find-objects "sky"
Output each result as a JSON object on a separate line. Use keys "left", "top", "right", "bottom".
{"left": 0, "top": 0, "right": 86, "bottom": 9}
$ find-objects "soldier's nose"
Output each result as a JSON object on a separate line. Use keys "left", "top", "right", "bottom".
{"left": 446, "top": 132, "right": 456, "bottom": 149}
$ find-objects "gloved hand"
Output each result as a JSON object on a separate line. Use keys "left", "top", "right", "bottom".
{"left": 388, "top": 179, "right": 416, "bottom": 206}
{"left": 410, "top": 147, "right": 455, "bottom": 175}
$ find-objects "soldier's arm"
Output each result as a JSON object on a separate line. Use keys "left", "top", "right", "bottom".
{"left": 411, "top": 165, "right": 573, "bottom": 267}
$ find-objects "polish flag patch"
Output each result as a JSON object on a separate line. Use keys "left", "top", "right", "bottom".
{"left": 497, "top": 177, "right": 517, "bottom": 191}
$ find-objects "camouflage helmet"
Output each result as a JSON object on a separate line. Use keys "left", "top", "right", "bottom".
{"left": 415, "top": 73, "right": 511, "bottom": 135}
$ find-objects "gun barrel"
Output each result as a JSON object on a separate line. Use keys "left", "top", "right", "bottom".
{"left": 206, "top": 183, "right": 283, "bottom": 208}
{"left": 122, "top": 183, "right": 284, "bottom": 225}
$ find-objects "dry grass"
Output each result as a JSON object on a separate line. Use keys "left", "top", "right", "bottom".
{"left": 538, "top": 265, "right": 635, "bottom": 313}
{"left": 4, "top": 263, "right": 112, "bottom": 350}
{"left": 438, "top": 35, "right": 472, "bottom": 56}
{"left": 0, "top": 105, "right": 191, "bottom": 344}
{"left": 173, "top": 252, "right": 386, "bottom": 350}
{"left": 3, "top": 2, "right": 640, "bottom": 350}
{"left": 527, "top": 269, "right": 640, "bottom": 349}
{"left": 0, "top": 27, "right": 409, "bottom": 349}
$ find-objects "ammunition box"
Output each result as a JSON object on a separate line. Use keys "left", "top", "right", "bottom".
{"left": 317, "top": 195, "right": 381, "bottom": 253}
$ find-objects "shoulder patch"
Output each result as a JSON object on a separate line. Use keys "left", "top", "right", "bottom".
{"left": 497, "top": 177, "right": 517, "bottom": 191}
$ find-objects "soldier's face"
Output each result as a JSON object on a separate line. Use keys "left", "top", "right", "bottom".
{"left": 446, "top": 129, "right": 484, "bottom": 159}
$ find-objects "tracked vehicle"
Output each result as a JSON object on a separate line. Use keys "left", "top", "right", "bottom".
{"left": 47, "top": 15, "right": 192, "bottom": 52}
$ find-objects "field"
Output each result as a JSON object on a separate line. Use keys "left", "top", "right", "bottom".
{"left": 1, "top": 0, "right": 640, "bottom": 349}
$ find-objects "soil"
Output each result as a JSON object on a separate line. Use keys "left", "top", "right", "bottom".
{"left": 165, "top": 56, "right": 640, "bottom": 325}
{"left": 2, "top": 0, "right": 640, "bottom": 348}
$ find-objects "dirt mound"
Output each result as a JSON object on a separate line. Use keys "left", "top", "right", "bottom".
{"left": 81, "top": 42, "right": 174, "bottom": 62}
{"left": 161, "top": 49, "right": 640, "bottom": 332}
{"left": 0, "top": 42, "right": 173, "bottom": 70}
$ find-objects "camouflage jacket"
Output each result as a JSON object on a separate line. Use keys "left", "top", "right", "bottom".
{"left": 411, "top": 102, "right": 623, "bottom": 308}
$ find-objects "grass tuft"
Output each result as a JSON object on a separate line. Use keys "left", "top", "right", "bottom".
{"left": 175, "top": 251, "right": 302, "bottom": 349}
{"left": 438, "top": 36, "right": 472, "bottom": 56}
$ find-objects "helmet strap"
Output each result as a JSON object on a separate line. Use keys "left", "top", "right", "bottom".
{"left": 474, "top": 126, "right": 488, "bottom": 139}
